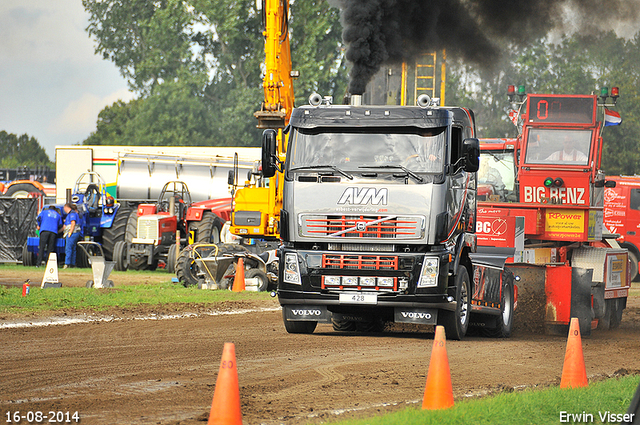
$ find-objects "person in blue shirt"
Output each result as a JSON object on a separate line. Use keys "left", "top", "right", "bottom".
{"left": 36, "top": 205, "right": 63, "bottom": 267}
{"left": 63, "top": 203, "right": 82, "bottom": 269}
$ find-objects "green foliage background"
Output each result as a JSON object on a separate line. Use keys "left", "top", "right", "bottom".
{"left": 4, "top": 2, "right": 638, "bottom": 176}
{"left": 0, "top": 131, "right": 54, "bottom": 169}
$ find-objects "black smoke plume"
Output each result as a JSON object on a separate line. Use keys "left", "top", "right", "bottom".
{"left": 339, "top": 0, "right": 640, "bottom": 94}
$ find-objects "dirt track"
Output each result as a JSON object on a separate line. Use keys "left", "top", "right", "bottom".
{"left": 1, "top": 271, "right": 640, "bottom": 424}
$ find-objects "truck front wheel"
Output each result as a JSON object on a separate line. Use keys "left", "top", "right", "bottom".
{"left": 438, "top": 265, "right": 471, "bottom": 340}
{"left": 282, "top": 310, "right": 317, "bottom": 334}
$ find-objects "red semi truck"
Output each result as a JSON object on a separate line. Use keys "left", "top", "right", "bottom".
{"left": 603, "top": 175, "right": 640, "bottom": 281}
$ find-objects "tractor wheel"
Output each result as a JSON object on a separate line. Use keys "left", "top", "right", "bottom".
{"left": 125, "top": 210, "right": 138, "bottom": 244}
{"left": 191, "top": 211, "right": 222, "bottom": 244}
{"left": 86, "top": 280, "right": 94, "bottom": 288}
{"left": 124, "top": 211, "right": 147, "bottom": 270}
{"left": 113, "top": 240, "right": 127, "bottom": 271}
{"left": 245, "top": 268, "right": 269, "bottom": 292}
{"left": 101, "top": 205, "right": 133, "bottom": 261}
{"left": 5, "top": 183, "right": 44, "bottom": 198}
{"left": 176, "top": 246, "right": 199, "bottom": 287}
{"left": 22, "top": 241, "right": 35, "bottom": 266}
{"left": 76, "top": 247, "right": 90, "bottom": 269}
{"left": 167, "top": 244, "right": 179, "bottom": 274}
{"left": 437, "top": 265, "right": 471, "bottom": 341}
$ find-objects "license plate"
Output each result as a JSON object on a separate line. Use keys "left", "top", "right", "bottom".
{"left": 339, "top": 292, "right": 377, "bottom": 305}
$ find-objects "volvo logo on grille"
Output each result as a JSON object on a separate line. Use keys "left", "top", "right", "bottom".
{"left": 337, "top": 187, "right": 388, "bottom": 205}
{"left": 356, "top": 221, "right": 367, "bottom": 231}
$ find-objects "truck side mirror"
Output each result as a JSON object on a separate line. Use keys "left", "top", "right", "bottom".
{"left": 463, "top": 138, "right": 480, "bottom": 173}
{"left": 228, "top": 170, "right": 235, "bottom": 186}
{"left": 262, "top": 129, "right": 277, "bottom": 178}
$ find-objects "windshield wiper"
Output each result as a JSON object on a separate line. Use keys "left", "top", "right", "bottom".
{"left": 289, "top": 165, "right": 353, "bottom": 180}
{"left": 358, "top": 164, "right": 424, "bottom": 183}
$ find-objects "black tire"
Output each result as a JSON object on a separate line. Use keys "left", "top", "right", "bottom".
{"left": 484, "top": 276, "right": 514, "bottom": 338}
{"left": 167, "top": 244, "right": 179, "bottom": 274}
{"left": 245, "top": 268, "right": 269, "bottom": 291}
{"left": 176, "top": 246, "right": 199, "bottom": 287}
{"left": 438, "top": 265, "right": 471, "bottom": 341}
{"left": 5, "top": 183, "right": 44, "bottom": 198}
{"left": 124, "top": 210, "right": 149, "bottom": 270}
{"left": 191, "top": 211, "right": 222, "bottom": 244}
{"left": 86, "top": 280, "right": 94, "bottom": 288}
{"left": 356, "top": 317, "right": 385, "bottom": 333}
{"left": 125, "top": 210, "right": 138, "bottom": 244}
{"left": 332, "top": 317, "right": 357, "bottom": 332}
{"left": 605, "top": 298, "right": 624, "bottom": 329}
{"left": 628, "top": 250, "right": 639, "bottom": 282}
{"left": 282, "top": 310, "right": 317, "bottom": 334}
{"left": 101, "top": 205, "right": 132, "bottom": 261}
{"left": 22, "top": 241, "right": 35, "bottom": 266}
{"left": 77, "top": 247, "right": 90, "bottom": 268}
{"left": 105, "top": 280, "right": 115, "bottom": 288}
{"left": 113, "top": 240, "right": 127, "bottom": 271}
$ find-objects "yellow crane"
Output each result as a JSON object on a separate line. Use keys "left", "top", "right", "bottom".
{"left": 230, "top": 0, "right": 296, "bottom": 240}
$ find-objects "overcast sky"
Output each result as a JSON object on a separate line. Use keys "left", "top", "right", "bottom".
{"left": 0, "top": 0, "right": 134, "bottom": 160}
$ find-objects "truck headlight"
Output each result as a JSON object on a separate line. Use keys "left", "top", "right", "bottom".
{"left": 417, "top": 257, "right": 439, "bottom": 288}
{"left": 283, "top": 253, "right": 301, "bottom": 284}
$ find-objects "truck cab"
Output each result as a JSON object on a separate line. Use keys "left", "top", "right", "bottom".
{"left": 265, "top": 95, "right": 513, "bottom": 339}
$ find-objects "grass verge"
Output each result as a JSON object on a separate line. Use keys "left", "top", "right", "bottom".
{"left": 330, "top": 375, "right": 639, "bottom": 425}
{"left": 0, "top": 281, "right": 272, "bottom": 314}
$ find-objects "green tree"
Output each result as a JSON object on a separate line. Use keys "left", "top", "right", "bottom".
{"left": 290, "top": 0, "right": 347, "bottom": 104}
{"left": 447, "top": 31, "right": 640, "bottom": 175}
{"left": 82, "top": 0, "right": 348, "bottom": 148}
{"left": 0, "top": 131, "right": 54, "bottom": 169}
{"left": 83, "top": 0, "right": 208, "bottom": 95}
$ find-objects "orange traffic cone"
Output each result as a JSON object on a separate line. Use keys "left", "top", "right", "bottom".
{"left": 560, "top": 317, "right": 588, "bottom": 388}
{"left": 208, "top": 342, "right": 242, "bottom": 425}
{"left": 422, "top": 325, "right": 454, "bottom": 410}
{"left": 232, "top": 258, "right": 245, "bottom": 292}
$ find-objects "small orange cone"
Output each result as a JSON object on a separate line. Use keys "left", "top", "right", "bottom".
{"left": 560, "top": 317, "right": 588, "bottom": 388}
{"left": 208, "top": 342, "right": 242, "bottom": 425}
{"left": 422, "top": 325, "right": 454, "bottom": 410}
{"left": 232, "top": 258, "right": 245, "bottom": 292}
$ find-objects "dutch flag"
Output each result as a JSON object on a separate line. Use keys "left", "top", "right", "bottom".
{"left": 604, "top": 108, "right": 622, "bottom": 126}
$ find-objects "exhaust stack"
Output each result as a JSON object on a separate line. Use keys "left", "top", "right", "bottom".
{"left": 350, "top": 94, "right": 362, "bottom": 106}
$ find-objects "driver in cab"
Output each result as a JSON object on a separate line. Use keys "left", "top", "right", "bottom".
{"left": 545, "top": 135, "right": 588, "bottom": 163}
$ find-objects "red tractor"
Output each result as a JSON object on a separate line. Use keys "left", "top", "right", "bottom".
{"left": 115, "top": 181, "right": 230, "bottom": 272}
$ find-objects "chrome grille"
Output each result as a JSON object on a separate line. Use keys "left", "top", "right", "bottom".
{"left": 322, "top": 254, "right": 398, "bottom": 270}
{"left": 301, "top": 214, "right": 423, "bottom": 239}
{"left": 137, "top": 216, "right": 159, "bottom": 240}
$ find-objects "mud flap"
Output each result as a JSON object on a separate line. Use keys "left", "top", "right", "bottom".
{"left": 394, "top": 308, "right": 437, "bottom": 325}
{"left": 569, "top": 267, "right": 594, "bottom": 336}
{"left": 283, "top": 305, "right": 331, "bottom": 323}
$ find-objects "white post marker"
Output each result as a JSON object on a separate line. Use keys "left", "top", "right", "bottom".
{"left": 41, "top": 253, "right": 61, "bottom": 288}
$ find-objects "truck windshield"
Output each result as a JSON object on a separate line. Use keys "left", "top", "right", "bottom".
{"left": 524, "top": 129, "right": 592, "bottom": 166}
{"left": 288, "top": 127, "right": 446, "bottom": 174}
{"left": 479, "top": 150, "right": 516, "bottom": 202}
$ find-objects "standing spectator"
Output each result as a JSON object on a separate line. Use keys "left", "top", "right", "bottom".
{"left": 63, "top": 203, "right": 82, "bottom": 269}
{"left": 36, "top": 205, "right": 63, "bottom": 267}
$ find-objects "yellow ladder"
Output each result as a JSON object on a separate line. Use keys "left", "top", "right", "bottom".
{"left": 414, "top": 52, "right": 437, "bottom": 101}
{"left": 401, "top": 50, "right": 446, "bottom": 106}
